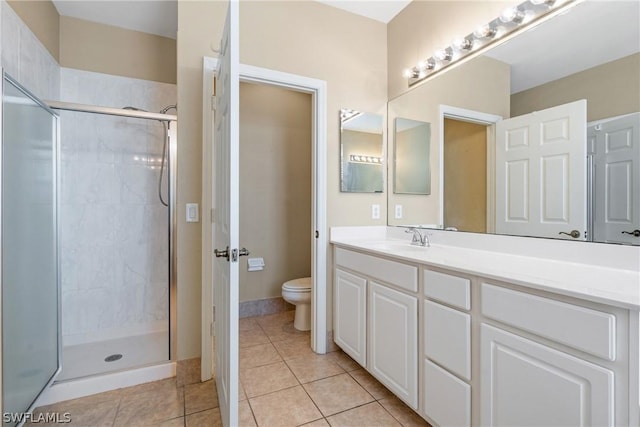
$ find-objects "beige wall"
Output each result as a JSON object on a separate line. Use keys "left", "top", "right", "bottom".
{"left": 444, "top": 118, "right": 487, "bottom": 233}
{"left": 511, "top": 53, "right": 640, "bottom": 122}
{"left": 239, "top": 82, "right": 312, "bottom": 302}
{"left": 7, "top": 0, "right": 59, "bottom": 61}
{"left": 387, "top": 0, "right": 517, "bottom": 99}
{"left": 176, "top": 0, "right": 226, "bottom": 361}
{"left": 60, "top": 16, "right": 176, "bottom": 84}
{"left": 176, "top": 0, "right": 386, "bottom": 359}
{"left": 387, "top": 55, "right": 510, "bottom": 227}
{"left": 5, "top": 0, "right": 176, "bottom": 84}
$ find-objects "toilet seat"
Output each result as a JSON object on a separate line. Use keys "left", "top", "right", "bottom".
{"left": 282, "top": 277, "right": 311, "bottom": 292}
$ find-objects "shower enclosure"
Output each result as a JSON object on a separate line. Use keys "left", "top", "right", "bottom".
{"left": 48, "top": 101, "right": 177, "bottom": 382}
{"left": 1, "top": 68, "right": 177, "bottom": 421}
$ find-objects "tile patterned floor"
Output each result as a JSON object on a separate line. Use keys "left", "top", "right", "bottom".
{"left": 32, "top": 311, "right": 430, "bottom": 426}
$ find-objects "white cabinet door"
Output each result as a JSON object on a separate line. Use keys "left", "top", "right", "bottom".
{"left": 481, "top": 323, "right": 615, "bottom": 426}
{"left": 334, "top": 269, "right": 367, "bottom": 366}
{"left": 369, "top": 282, "right": 418, "bottom": 409}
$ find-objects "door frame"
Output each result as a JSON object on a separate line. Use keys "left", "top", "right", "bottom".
{"left": 202, "top": 57, "right": 328, "bottom": 380}
{"left": 439, "top": 105, "right": 502, "bottom": 231}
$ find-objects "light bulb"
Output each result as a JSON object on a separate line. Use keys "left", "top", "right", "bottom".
{"left": 499, "top": 7, "right": 525, "bottom": 23}
{"left": 531, "top": 0, "right": 555, "bottom": 5}
{"left": 403, "top": 68, "right": 419, "bottom": 79}
{"left": 473, "top": 24, "right": 497, "bottom": 39}
{"left": 418, "top": 58, "right": 436, "bottom": 71}
{"left": 453, "top": 37, "right": 473, "bottom": 51}
{"left": 434, "top": 48, "right": 452, "bottom": 62}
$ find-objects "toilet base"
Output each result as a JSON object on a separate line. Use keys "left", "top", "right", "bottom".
{"left": 293, "top": 304, "right": 311, "bottom": 331}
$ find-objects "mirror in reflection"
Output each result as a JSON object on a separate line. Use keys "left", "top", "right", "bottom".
{"left": 340, "top": 109, "right": 384, "bottom": 193}
{"left": 394, "top": 118, "right": 431, "bottom": 195}
{"left": 387, "top": 0, "right": 640, "bottom": 245}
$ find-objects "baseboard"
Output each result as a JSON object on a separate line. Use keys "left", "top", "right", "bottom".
{"left": 239, "top": 296, "right": 294, "bottom": 318}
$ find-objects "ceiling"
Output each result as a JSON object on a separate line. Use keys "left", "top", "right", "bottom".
{"left": 51, "top": 0, "right": 410, "bottom": 40}
{"left": 485, "top": 0, "right": 640, "bottom": 93}
{"left": 52, "top": 0, "right": 178, "bottom": 39}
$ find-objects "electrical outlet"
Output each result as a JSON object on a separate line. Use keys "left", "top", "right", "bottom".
{"left": 371, "top": 204, "right": 380, "bottom": 220}
{"left": 395, "top": 204, "right": 403, "bottom": 219}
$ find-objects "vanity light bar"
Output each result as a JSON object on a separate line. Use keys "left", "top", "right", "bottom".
{"left": 350, "top": 154, "right": 383, "bottom": 164}
{"left": 403, "top": 0, "right": 579, "bottom": 86}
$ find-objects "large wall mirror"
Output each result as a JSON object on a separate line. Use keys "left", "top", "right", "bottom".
{"left": 387, "top": 0, "right": 640, "bottom": 246}
{"left": 340, "top": 109, "right": 384, "bottom": 193}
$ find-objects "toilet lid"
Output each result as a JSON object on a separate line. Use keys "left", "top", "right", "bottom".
{"left": 282, "top": 277, "right": 312, "bottom": 291}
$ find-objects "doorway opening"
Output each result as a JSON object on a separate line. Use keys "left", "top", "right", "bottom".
{"left": 201, "top": 58, "right": 328, "bottom": 383}
{"left": 439, "top": 105, "right": 502, "bottom": 232}
{"left": 238, "top": 81, "right": 313, "bottom": 323}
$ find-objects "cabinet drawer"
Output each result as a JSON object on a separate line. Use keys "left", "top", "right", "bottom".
{"left": 424, "top": 269, "right": 470, "bottom": 310}
{"left": 481, "top": 283, "right": 616, "bottom": 361}
{"left": 424, "top": 359, "right": 471, "bottom": 427}
{"left": 335, "top": 247, "right": 418, "bottom": 292}
{"left": 425, "top": 300, "right": 471, "bottom": 380}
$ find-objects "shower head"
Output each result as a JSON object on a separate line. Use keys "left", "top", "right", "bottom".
{"left": 160, "top": 104, "right": 177, "bottom": 114}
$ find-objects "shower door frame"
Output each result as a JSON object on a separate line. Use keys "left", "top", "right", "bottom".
{"left": 46, "top": 100, "right": 179, "bottom": 363}
{"left": 0, "top": 71, "right": 62, "bottom": 420}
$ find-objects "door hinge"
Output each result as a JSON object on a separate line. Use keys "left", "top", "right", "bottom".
{"left": 210, "top": 321, "right": 214, "bottom": 337}
{"left": 315, "top": 230, "right": 319, "bottom": 239}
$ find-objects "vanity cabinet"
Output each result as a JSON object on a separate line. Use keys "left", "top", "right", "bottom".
{"left": 423, "top": 269, "right": 472, "bottom": 427}
{"left": 369, "top": 281, "right": 418, "bottom": 407}
{"left": 333, "top": 247, "right": 419, "bottom": 409}
{"left": 480, "top": 282, "right": 621, "bottom": 426}
{"left": 481, "top": 323, "right": 614, "bottom": 426}
{"left": 334, "top": 269, "right": 367, "bottom": 366}
{"left": 332, "top": 244, "right": 635, "bottom": 426}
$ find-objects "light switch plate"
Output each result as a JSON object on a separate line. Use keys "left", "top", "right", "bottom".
{"left": 395, "top": 204, "right": 403, "bottom": 219}
{"left": 371, "top": 204, "right": 380, "bottom": 220}
{"left": 186, "top": 203, "right": 199, "bottom": 223}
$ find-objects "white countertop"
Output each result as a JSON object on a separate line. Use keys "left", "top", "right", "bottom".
{"left": 330, "top": 227, "right": 640, "bottom": 311}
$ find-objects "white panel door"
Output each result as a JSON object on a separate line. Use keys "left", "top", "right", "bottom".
{"left": 334, "top": 269, "right": 367, "bottom": 366}
{"left": 213, "top": 1, "right": 239, "bottom": 426}
{"left": 589, "top": 113, "right": 640, "bottom": 244}
{"left": 496, "top": 100, "right": 587, "bottom": 240}
{"left": 481, "top": 323, "right": 615, "bottom": 426}
{"left": 369, "top": 282, "right": 418, "bottom": 409}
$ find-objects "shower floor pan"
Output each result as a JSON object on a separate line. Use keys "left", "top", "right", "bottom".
{"left": 57, "top": 331, "right": 168, "bottom": 381}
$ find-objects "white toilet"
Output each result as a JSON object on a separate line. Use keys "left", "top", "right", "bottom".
{"left": 281, "top": 277, "right": 312, "bottom": 331}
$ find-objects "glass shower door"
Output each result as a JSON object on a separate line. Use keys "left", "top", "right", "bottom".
{"left": 1, "top": 74, "right": 60, "bottom": 425}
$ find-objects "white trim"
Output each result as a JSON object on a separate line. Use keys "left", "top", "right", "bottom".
{"left": 201, "top": 57, "right": 216, "bottom": 382}
{"left": 201, "top": 58, "right": 328, "bottom": 378}
{"left": 438, "top": 105, "right": 502, "bottom": 228}
{"left": 36, "top": 362, "right": 176, "bottom": 407}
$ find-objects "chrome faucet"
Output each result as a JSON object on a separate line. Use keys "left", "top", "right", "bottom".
{"left": 405, "top": 227, "right": 431, "bottom": 247}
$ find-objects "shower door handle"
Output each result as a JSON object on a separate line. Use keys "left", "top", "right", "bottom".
{"left": 214, "top": 246, "right": 229, "bottom": 261}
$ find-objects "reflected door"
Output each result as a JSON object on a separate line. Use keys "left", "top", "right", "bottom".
{"left": 1, "top": 74, "right": 60, "bottom": 424}
{"left": 495, "top": 100, "right": 587, "bottom": 240}
{"left": 213, "top": 1, "right": 240, "bottom": 426}
{"left": 590, "top": 113, "right": 640, "bottom": 244}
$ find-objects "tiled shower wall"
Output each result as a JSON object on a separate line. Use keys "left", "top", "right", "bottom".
{"left": 0, "top": 0, "right": 177, "bottom": 346}
{"left": 59, "top": 69, "right": 176, "bottom": 345}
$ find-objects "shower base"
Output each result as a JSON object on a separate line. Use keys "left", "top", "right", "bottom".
{"left": 58, "top": 331, "right": 168, "bottom": 381}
